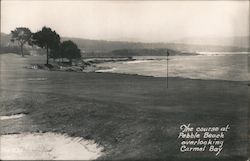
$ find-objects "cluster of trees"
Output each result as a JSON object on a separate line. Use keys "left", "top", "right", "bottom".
{"left": 11, "top": 26, "right": 81, "bottom": 64}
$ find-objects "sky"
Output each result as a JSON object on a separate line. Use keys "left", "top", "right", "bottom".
{"left": 1, "top": 0, "right": 249, "bottom": 43}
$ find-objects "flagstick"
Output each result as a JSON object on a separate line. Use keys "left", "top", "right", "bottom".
{"left": 167, "top": 51, "right": 169, "bottom": 88}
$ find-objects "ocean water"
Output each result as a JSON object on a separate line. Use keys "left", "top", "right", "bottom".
{"left": 96, "top": 52, "right": 249, "bottom": 81}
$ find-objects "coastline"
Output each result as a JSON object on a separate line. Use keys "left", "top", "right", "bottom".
{"left": 22, "top": 53, "right": 249, "bottom": 82}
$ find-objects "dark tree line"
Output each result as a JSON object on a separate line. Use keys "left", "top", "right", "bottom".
{"left": 51, "top": 40, "right": 81, "bottom": 64}
{"left": 32, "top": 27, "right": 60, "bottom": 64}
{"left": 10, "top": 26, "right": 81, "bottom": 65}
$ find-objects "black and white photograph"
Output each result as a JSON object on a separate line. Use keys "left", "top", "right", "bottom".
{"left": 0, "top": 0, "right": 249, "bottom": 160}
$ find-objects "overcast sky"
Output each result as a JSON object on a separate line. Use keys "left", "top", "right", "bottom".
{"left": 1, "top": 0, "right": 249, "bottom": 42}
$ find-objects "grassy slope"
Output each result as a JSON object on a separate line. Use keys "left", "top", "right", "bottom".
{"left": 0, "top": 54, "right": 248, "bottom": 161}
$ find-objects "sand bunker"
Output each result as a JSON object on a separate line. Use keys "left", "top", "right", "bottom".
{"left": 0, "top": 113, "right": 26, "bottom": 120}
{"left": 96, "top": 67, "right": 116, "bottom": 72}
{"left": 0, "top": 132, "right": 103, "bottom": 160}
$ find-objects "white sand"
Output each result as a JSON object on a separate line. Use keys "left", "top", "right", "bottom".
{"left": 0, "top": 113, "right": 26, "bottom": 120}
{"left": 96, "top": 67, "right": 116, "bottom": 72}
{"left": 0, "top": 132, "right": 103, "bottom": 160}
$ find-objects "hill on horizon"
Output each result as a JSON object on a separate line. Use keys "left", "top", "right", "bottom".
{"left": 62, "top": 36, "right": 250, "bottom": 53}
{"left": 1, "top": 32, "right": 249, "bottom": 55}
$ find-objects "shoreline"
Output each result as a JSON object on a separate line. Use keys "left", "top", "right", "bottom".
{"left": 25, "top": 63, "right": 249, "bottom": 83}
{"left": 95, "top": 69, "right": 249, "bottom": 83}
{"left": 21, "top": 54, "right": 249, "bottom": 83}
{"left": 24, "top": 56, "right": 135, "bottom": 73}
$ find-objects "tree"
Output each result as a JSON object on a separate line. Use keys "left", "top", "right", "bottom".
{"left": 60, "top": 40, "right": 81, "bottom": 64}
{"left": 10, "top": 27, "right": 32, "bottom": 57}
{"left": 50, "top": 48, "right": 61, "bottom": 62}
{"left": 32, "top": 27, "right": 60, "bottom": 64}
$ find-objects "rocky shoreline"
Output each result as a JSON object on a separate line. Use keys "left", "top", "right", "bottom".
{"left": 25, "top": 57, "right": 134, "bottom": 72}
